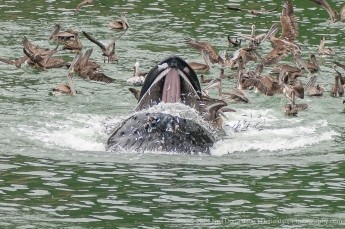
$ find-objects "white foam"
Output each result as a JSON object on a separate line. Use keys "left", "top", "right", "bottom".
{"left": 14, "top": 113, "right": 121, "bottom": 152}
{"left": 211, "top": 108, "right": 340, "bottom": 156}
{"left": 12, "top": 107, "right": 340, "bottom": 156}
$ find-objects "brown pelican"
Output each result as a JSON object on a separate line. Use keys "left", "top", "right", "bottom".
{"left": 227, "top": 36, "right": 241, "bottom": 46}
{"left": 82, "top": 30, "right": 126, "bottom": 63}
{"left": 304, "top": 75, "right": 325, "bottom": 97}
{"left": 188, "top": 50, "right": 212, "bottom": 73}
{"left": 0, "top": 56, "right": 28, "bottom": 68}
{"left": 226, "top": 5, "right": 279, "bottom": 16}
{"left": 224, "top": 47, "right": 260, "bottom": 69}
{"left": 108, "top": 12, "right": 130, "bottom": 30}
{"left": 74, "top": 0, "right": 104, "bottom": 15}
{"left": 127, "top": 62, "right": 146, "bottom": 86}
{"left": 52, "top": 53, "right": 80, "bottom": 96}
{"left": 238, "top": 24, "right": 267, "bottom": 47}
{"left": 305, "top": 54, "right": 321, "bottom": 73}
{"left": 107, "top": 56, "right": 228, "bottom": 154}
{"left": 283, "top": 86, "right": 308, "bottom": 115}
{"left": 318, "top": 37, "right": 335, "bottom": 57}
{"left": 331, "top": 69, "right": 344, "bottom": 97}
{"left": 309, "top": 0, "right": 345, "bottom": 23}
{"left": 203, "top": 78, "right": 249, "bottom": 103}
{"left": 22, "top": 36, "right": 57, "bottom": 58}
{"left": 245, "top": 75, "right": 283, "bottom": 96}
{"left": 48, "top": 24, "right": 77, "bottom": 43}
{"left": 283, "top": 79, "right": 305, "bottom": 105}
{"left": 73, "top": 49, "right": 114, "bottom": 83}
{"left": 271, "top": 64, "right": 301, "bottom": 75}
{"left": 184, "top": 38, "right": 224, "bottom": 65}
{"left": 22, "top": 37, "right": 59, "bottom": 70}
{"left": 61, "top": 31, "right": 83, "bottom": 52}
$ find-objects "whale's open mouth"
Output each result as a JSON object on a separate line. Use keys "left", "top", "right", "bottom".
{"left": 161, "top": 67, "right": 181, "bottom": 103}
{"left": 134, "top": 56, "right": 202, "bottom": 111}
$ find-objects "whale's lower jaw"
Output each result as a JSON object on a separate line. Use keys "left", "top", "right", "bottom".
{"left": 106, "top": 112, "right": 215, "bottom": 154}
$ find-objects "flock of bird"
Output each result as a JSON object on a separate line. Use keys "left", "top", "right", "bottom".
{"left": 0, "top": 2, "right": 132, "bottom": 95}
{"left": 0, "top": 0, "right": 345, "bottom": 117}
{"left": 184, "top": 0, "right": 345, "bottom": 116}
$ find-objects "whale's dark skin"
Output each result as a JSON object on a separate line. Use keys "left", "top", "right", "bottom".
{"left": 106, "top": 112, "right": 215, "bottom": 154}
{"left": 106, "top": 56, "right": 227, "bottom": 154}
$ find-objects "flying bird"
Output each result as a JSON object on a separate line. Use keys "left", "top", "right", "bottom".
{"left": 309, "top": 0, "right": 345, "bottom": 23}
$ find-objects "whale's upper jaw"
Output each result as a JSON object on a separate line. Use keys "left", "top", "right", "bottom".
{"left": 134, "top": 56, "right": 202, "bottom": 111}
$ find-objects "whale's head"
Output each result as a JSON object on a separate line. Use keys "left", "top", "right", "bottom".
{"left": 135, "top": 56, "right": 203, "bottom": 111}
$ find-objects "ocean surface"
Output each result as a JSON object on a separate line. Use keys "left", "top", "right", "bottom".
{"left": 0, "top": 0, "right": 345, "bottom": 228}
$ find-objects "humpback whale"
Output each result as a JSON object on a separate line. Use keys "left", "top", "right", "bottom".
{"left": 106, "top": 56, "right": 228, "bottom": 154}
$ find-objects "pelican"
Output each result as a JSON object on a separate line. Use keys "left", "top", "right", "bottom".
{"left": 108, "top": 12, "right": 130, "bottom": 30}
{"left": 184, "top": 37, "right": 224, "bottom": 65}
{"left": 238, "top": 24, "right": 267, "bottom": 47}
{"left": 227, "top": 36, "right": 241, "bottom": 46}
{"left": 48, "top": 24, "right": 77, "bottom": 43}
{"left": 305, "top": 54, "right": 321, "bottom": 73}
{"left": 0, "top": 56, "right": 28, "bottom": 68}
{"left": 304, "top": 75, "right": 325, "bottom": 97}
{"left": 309, "top": 0, "right": 345, "bottom": 23}
{"left": 318, "top": 37, "right": 335, "bottom": 57}
{"left": 61, "top": 31, "right": 83, "bottom": 52}
{"left": 82, "top": 30, "right": 126, "bottom": 63}
{"left": 283, "top": 84, "right": 308, "bottom": 116}
{"left": 127, "top": 62, "right": 146, "bottom": 86}
{"left": 224, "top": 47, "right": 260, "bottom": 69}
{"left": 188, "top": 50, "right": 212, "bottom": 73}
{"left": 73, "top": 49, "right": 114, "bottom": 83}
{"left": 74, "top": 0, "right": 104, "bottom": 15}
{"left": 203, "top": 78, "right": 249, "bottom": 103}
{"left": 52, "top": 52, "right": 81, "bottom": 96}
{"left": 331, "top": 70, "right": 344, "bottom": 97}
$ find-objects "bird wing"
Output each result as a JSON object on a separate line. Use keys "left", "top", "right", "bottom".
{"left": 339, "top": 4, "right": 345, "bottom": 21}
{"left": 129, "top": 88, "right": 141, "bottom": 100}
{"left": 106, "top": 29, "right": 127, "bottom": 51}
{"left": 260, "top": 6, "right": 279, "bottom": 13}
{"left": 89, "top": 72, "right": 115, "bottom": 83}
{"left": 0, "top": 57, "right": 15, "bottom": 65}
{"left": 334, "top": 61, "right": 345, "bottom": 71}
{"left": 309, "top": 0, "right": 336, "bottom": 23}
{"left": 261, "top": 43, "right": 289, "bottom": 66}
{"left": 184, "top": 38, "right": 222, "bottom": 64}
{"left": 293, "top": 104, "right": 308, "bottom": 111}
{"left": 222, "top": 88, "right": 249, "bottom": 103}
{"left": 226, "top": 7, "right": 242, "bottom": 12}
{"left": 82, "top": 31, "right": 106, "bottom": 51}
{"left": 48, "top": 24, "right": 61, "bottom": 41}
{"left": 304, "top": 75, "right": 317, "bottom": 91}
{"left": 280, "top": 0, "right": 299, "bottom": 42}
{"left": 80, "top": 49, "right": 93, "bottom": 68}
{"left": 74, "top": 0, "right": 89, "bottom": 15}
{"left": 292, "top": 79, "right": 304, "bottom": 99}
{"left": 22, "top": 36, "right": 38, "bottom": 54}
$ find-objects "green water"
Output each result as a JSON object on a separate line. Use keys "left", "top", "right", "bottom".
{"left": 1, "top": 0, "right": 345, "bottom": 228}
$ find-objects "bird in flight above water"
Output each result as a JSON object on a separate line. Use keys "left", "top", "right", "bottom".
{"left": 74, "top": 0, "right": 105, "bottom": 15}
